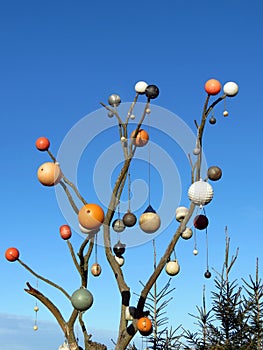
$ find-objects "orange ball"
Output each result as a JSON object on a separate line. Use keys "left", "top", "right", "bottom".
{"left": 137, "top": 317, "right": 152, "bottom": 335}
{"left": 37, "top": 162, "right": 62, "bottom": 186}
{"left": 204, "top": 79, "right": 221, "bottom": 95}
{"left": 5, "top": 247, "right": 20, "bottom": 262}
{"left": 78, "top": 203, "right": 105, "bottom": 230}
{"left": 35, "top": 137, "right": 50, "bottom": 151}
{"left": 130, "top": 129, "right": 149, "bottom": 147}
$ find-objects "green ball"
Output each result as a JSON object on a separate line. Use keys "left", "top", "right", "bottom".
{"left": 71, "top": 288, "right": 93, "bottom": 311}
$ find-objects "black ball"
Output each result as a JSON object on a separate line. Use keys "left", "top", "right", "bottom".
{"left": 123, "top": 212, "right": 137, "bottom": 227}
{"left": 204, "top": 270, "right": 212, "bottom": 279}
{"left": 145, "top": 85, "right": 159, "bottom": 99}
{"left": 209, "top": 116, "right": 217, "bottom": 124}
{"left": 113, "top": 241, "right": 126, "bottom": 257}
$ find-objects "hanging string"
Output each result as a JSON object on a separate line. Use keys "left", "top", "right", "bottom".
{"left": 33, "top": 279, "right": 39, "bottom": 331}
{"left": 205, "top": 227, "right": 209, "bottom": 271}
{"left": 173, "top": 249, "right": 177, "bottom": 261}
{"left": 128, "top": 170, "right": 131, "bottom": 212}
{"left": 95, "top": 231, "right": 98, "bottom": 264}
{"left": 147, "top": 112, "right": 151, "bottom": 205}
{"left": 117, "top": 203, "right": 121, "bottom": 241}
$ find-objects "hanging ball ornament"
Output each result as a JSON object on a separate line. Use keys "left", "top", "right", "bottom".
{"left": 37, "top": 162, "right": 62, "bottom": 186}
{"left": 139, "top": 205, "right": 161, "bottom": 234}
{"left": 60, "top": 225, "right": 72, "bottom": 240}
{"left": 175, "top": 206, "right": 189, "bottom": 222}
{"left": 188, "top": 180, "right": 214, "bottom": 206}
{"left": 112, "top": 219, "right": 126, "bottom": 233}
{"left": 121, "top": 136, "right": 127, "bottom": 142}
{"left": 33, "top": 325, "right": 38, "bottom": 331}
{"left": 91, "top": 263, "right": 102, "bottom": 277}
{"left": 130, "top": 129, "right": 149, "bottom": 147}
{"left": 78, "top": 203, "right": 105, "bottom": 230}
{"left": 145, "top": 84, "right": 159, "bottom": 99}
{"left": 134, "top": 81, "right": 148, "bottom": 94}
{"left": 113, "top": 241, "right": 126, "bottom": 257}
{"left": 181, "top": 227, "right": 193, "bottom": 240}
{"left": 204, "top": 270, "right": 212, "bottom": 279}
{"left": 204, "top": 79, "right": 221, "bottom": 95}
{"left": 193, "top": 147, "right": 201, "bottom": 155}
{"left": 35, "top": 137, "right": 50, "bottom": 151}
{"left": 207, "top": 166, "right": 222, "bottom": 181}
{"left": 108, "top": 111, "right": 114, "bottom": 118}
{"left": 193, "top": 214, "right": 209, "bottom": 230}
{"left": 165, "top": 260, "right": 180, "bottom": 276}
{"left": 122, "top": 211, "right": 137, "bottom": 227}
{"left": 108, "top": 94, "right": 121, "bottom": 107}
{"left": 223, "top": 110, "right": 229, "bottom": 117}
{"left": 115, "top": 255, "right": 125, "bottom": 266}
{"left": 145, "top": 108, "right": 151, "bottom": 114}
{"left": 223, "top": 81, "right": 239, "bottom": 97}
{"left": 5, "top": 247, "right": 20, "bottom": 262}
{"left": 137, "top": 317, "right": 153, "bottom": 336}
{"left": 209, "top": 116, "right": 217, "bottom": 124}
{"left": 193, "top": 249, "right": 199, "bottom": 256}
{"left": 71, "top": 288, "right": 94, "bottom": 312}
{"left": 34, "top": 306, "right": 39, "bottom": 312}
{"left": 130, "top": 114, "right": 136, "bottom": 120}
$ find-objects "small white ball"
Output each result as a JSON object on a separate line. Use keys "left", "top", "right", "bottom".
{"left": 121, "top": 136, "right": 127, "bottom": 142}
{"left": 135, "top": 81, "right": 148, "bottom": 94}
{"left": 130, "top": 114, "right": 135, "bottom": 120}
{"left": 33, "top": 325, "right": 38, "bottom": 331}
{"left": 223, "top": 82, "right": 239, "bottom": 97}
{"left": 193, "top": 249, "right": 198, "bottom": 256}
{"left": 223, "top": 110, "right": 229, "bottom": 117}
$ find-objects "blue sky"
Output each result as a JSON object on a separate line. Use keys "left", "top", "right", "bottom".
{"left": 1, "top": 0, "right": 263, "bottom": 349}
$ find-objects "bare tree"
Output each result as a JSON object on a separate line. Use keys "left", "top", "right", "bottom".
{"left": 5, "top": 79, "right": 238, "bottom": 350}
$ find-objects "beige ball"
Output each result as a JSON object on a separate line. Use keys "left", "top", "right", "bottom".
{"left": 139, "top": 212, "right": 161, "bottom": 233}
{"left": 165, "top": 260, "right": 180, "bottom": 276}
{"left": 37, "top": 162, "right": 62, "bottom": 186}
{"left": 181, "top": 227, "right": 193, "bottom": 240}
{"left": 175, "top": 206, "right": 189, "bottom": 222}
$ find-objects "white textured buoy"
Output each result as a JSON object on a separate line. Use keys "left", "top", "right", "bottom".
{"left": 135, "top": 81, "right": 148, "bottom": 94}
{"left": 223, "top": 82, "right": 239, "bottom": 97}
{"left": 165, "top": 260, "right": 180, "bottom": 276}
{"left": 188, "top": 180, "right": 214, "bottom": 206}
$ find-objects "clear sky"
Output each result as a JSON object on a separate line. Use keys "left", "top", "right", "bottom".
{"left": 1, "top": 1, "right": 263, "bottom": 349}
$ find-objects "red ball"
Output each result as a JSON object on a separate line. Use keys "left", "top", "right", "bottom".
{"left": 193, "top": 214, "right": 209, "bottom": 230}
{"left": 36, "top": 137, "right": 50, "bottom": 151}
{"left": 5, "top": 247, "right": 20, "bottom": 262}
{"left": 59, "top": 225, "right": 72, "bottom": 240}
